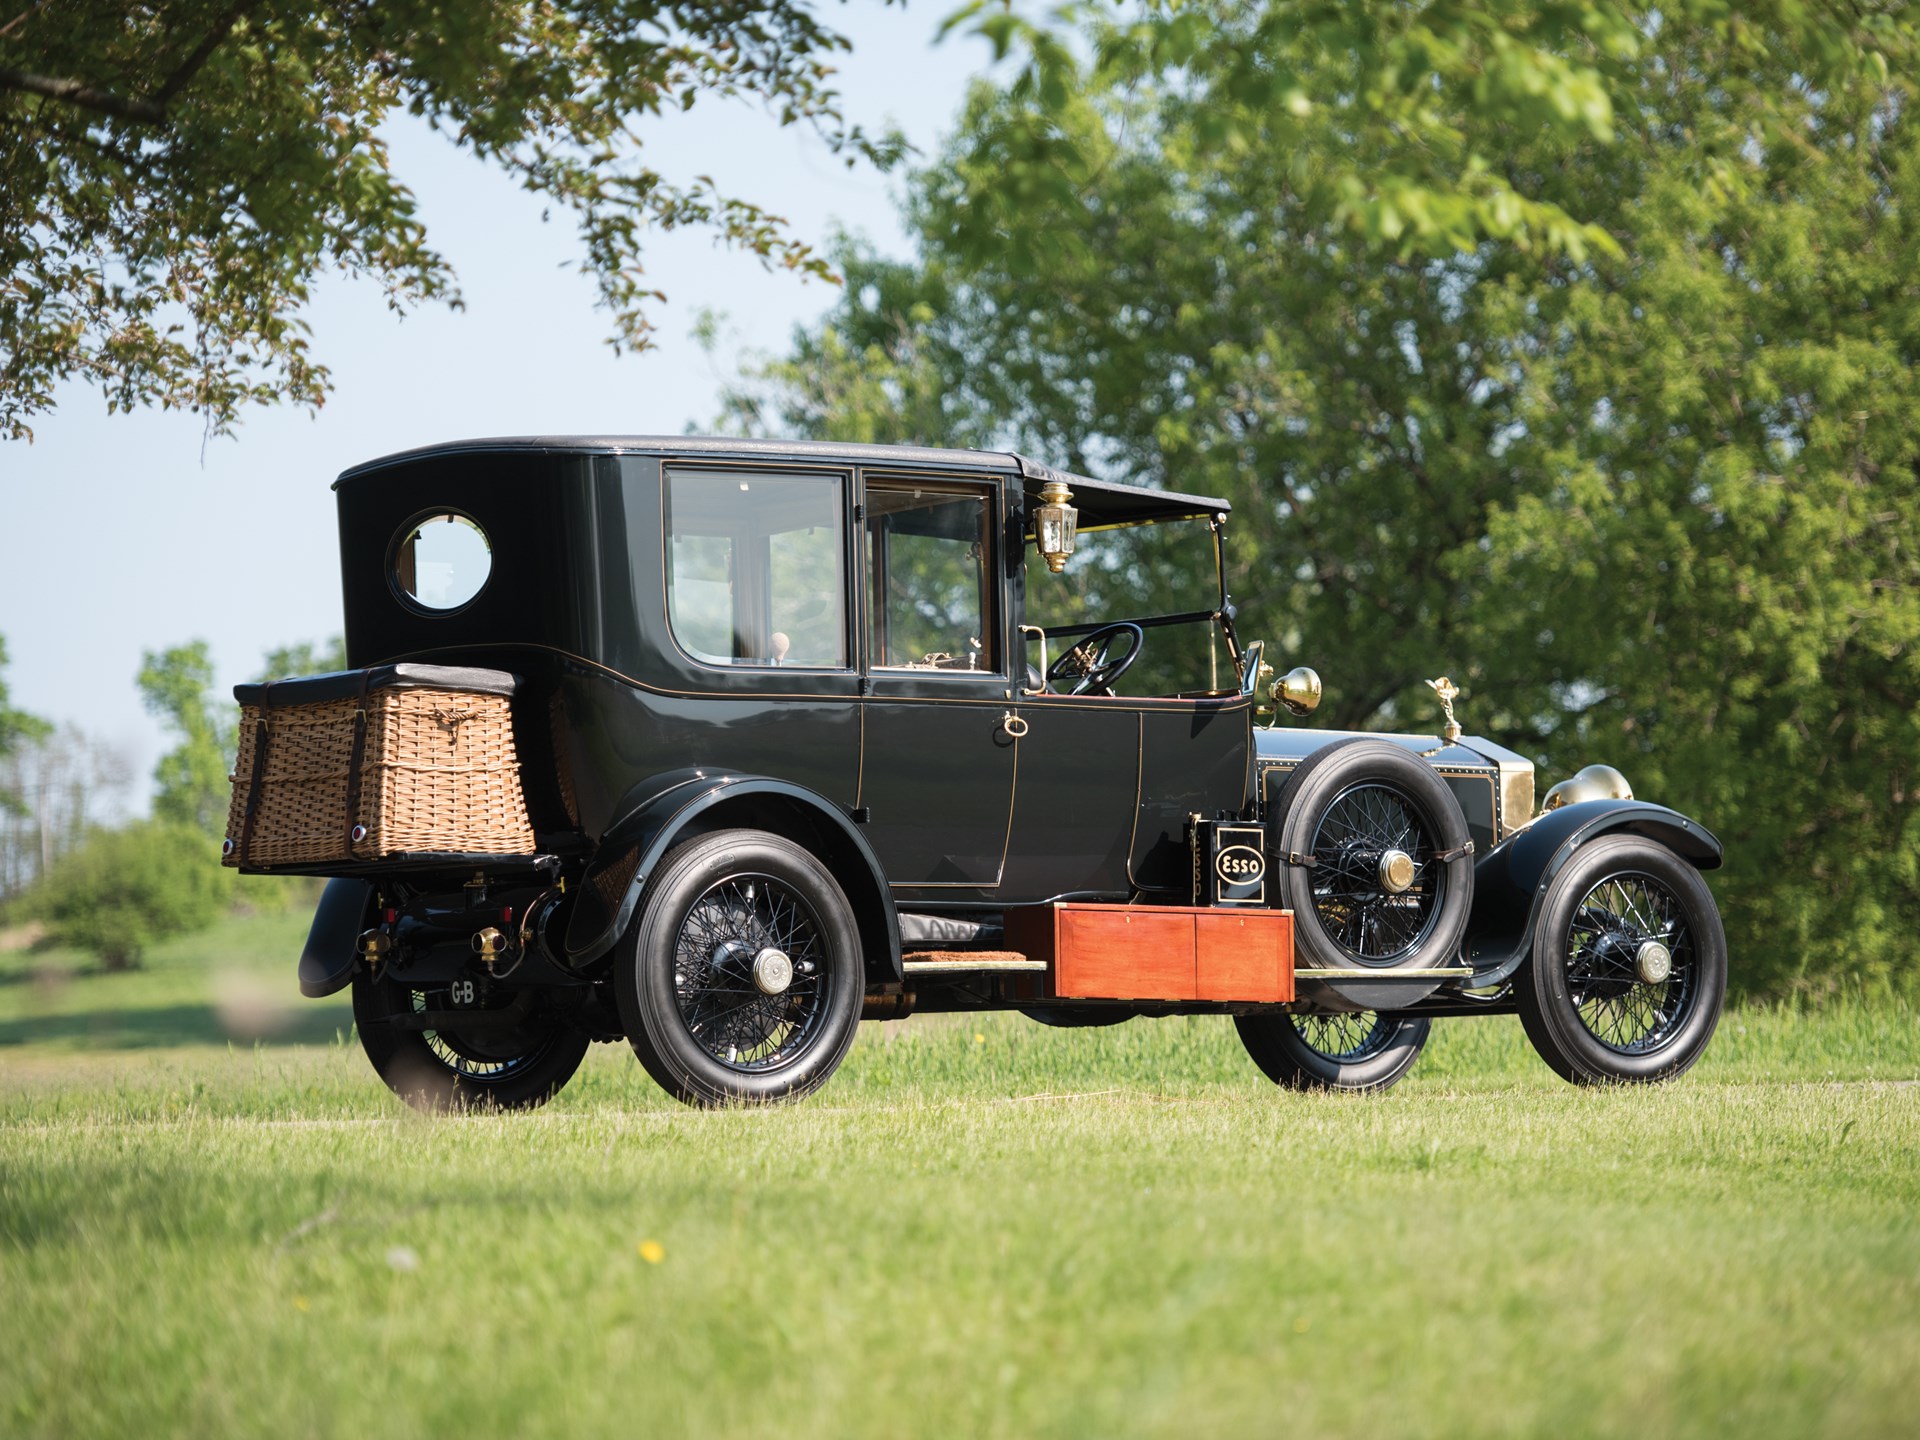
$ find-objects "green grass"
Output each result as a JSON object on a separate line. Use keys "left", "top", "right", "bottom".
{"left": 3, "top": 912, "right": 1919, "bottom": 1438}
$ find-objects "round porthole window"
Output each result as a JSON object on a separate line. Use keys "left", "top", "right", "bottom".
{"left": 393, "top": 513, "right": 491, "bottom": 612}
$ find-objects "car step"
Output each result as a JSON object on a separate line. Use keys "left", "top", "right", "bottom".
{"left": 901, "top": 950, "right": 1046, "bottom": 974}
{"left": 1294, "top": 966, "right": 1474, "bottom": 979}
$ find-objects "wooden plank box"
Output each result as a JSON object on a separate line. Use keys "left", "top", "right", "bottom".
{"left": 1004, "top": 903, "right": 1294, "bottom": 1004}
{"left": 223, "top": 664, "right": 536, "bottom": 869}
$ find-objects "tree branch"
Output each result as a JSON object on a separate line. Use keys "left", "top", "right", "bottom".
{"left": 0, "top": 1, "right": 50, "bottom": 42}
{"left": 0, "top": 67, "right": 164, "bottom": 123}
{"left": 152, "top": 1, "right": 260, "bottom": 111}
{"left": 0, "top": 3, "right": 257, "bottom": 127}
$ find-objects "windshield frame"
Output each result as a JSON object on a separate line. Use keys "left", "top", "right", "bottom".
{"left": 1027, "top": 512, "right": 1233, "bottom": 646}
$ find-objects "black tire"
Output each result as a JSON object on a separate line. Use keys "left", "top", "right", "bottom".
{"left": 1516, "top": 835, "right": 1727, "bottom": 1085}
{"left": 1235, "top": 1010, "right": 1431, "bottom": 1093}
{"left": 352, "top": 972, "right": 590, "bottom": 1112}
{"left": 1270, "top": 739, "right": 1475, "bottom": 974}
{"left": 617, "top": 829, "right": 864, "bottom": 1107}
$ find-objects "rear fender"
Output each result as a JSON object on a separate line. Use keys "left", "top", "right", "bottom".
{"left": 299, "top": 878, "right": 374, "bottom": 998}
{"left": 563, "top": 771, "right": 901, "bottom": 983}
{"left": 1466, "top": 800, "right": 1722, "bottom": 986}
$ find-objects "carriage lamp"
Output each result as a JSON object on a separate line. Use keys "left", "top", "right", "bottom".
{"left": 1541, "top": 763, "right": 1634, "bottom": 813}
{"left": 1272, "top": 666, "right": 1322, "bottom": 717}
{"left": 1033, "top": 478, "right": 1079, "bottom": 573}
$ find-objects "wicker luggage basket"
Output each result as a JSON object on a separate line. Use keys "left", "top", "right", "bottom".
{"left": 223, "top": 665, "right": 536, "bottom": 869}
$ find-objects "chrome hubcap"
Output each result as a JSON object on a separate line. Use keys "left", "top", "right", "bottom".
{"left": 752, "top": 947, "right": 794, "bottom": 995}
{"left": 1635, "top": 939, "right": 1673, "bottom": 985}
{"left": 1377, "top": 849, "right": 1416, "bottom": 894}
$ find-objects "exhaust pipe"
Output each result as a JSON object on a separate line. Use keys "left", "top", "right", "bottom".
{"left": 861, "top": 991, "right": 916, "bottom": 1021}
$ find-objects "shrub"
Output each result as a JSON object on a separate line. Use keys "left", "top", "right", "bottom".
{"left": 36, "top": 821, "right": 232, "bottom": 969}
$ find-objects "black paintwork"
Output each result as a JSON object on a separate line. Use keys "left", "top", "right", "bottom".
{"left": 300, "top": 878, "right": 372, "bottom": 997}
{"left": 287, "top": 434, "right": 1720, "bottom": 1013}
{"left": 331, "top": 441, "right": 1260, "bottom": 916}
{"left": 1464, "top": 798, "right": 1723, "bottom": 988}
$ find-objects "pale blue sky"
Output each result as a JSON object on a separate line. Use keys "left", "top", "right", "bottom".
{"left": 0, "top": 5, "right": 991, "bottom": 804}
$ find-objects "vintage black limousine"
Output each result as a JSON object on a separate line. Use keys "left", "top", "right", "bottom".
{"left": 226, "top": 436, "right": 1727, "bottom": 1108}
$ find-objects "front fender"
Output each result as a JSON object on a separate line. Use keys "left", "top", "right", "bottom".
{"left": 562, "top": 772, "right": 901, "bottom": 982}
{"left": 1465, "top": 800, "right": 1723, "bottom": 986}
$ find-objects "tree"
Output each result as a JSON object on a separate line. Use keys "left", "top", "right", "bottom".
{"left": 0, "top": 1, "right": 905, "bottom": 441}
{"left": 134, "top": 634, "right": 355, "bottom": 836}
{"left": 700, "top": 246, "right": 997, "bottom": 448}
{"left": 138, "top": 641, "right": 234, "bottom": 833}
{"left": 0, "top": 720, "right": 133, "bottom": 900}
{"left": 257, "top": 635, "right": 347, "bottom": 682}
{"left": 0, "top": 634, "right": 50, "bottom": 822}
{"left": 727, "top": 2, "right": 1920, "bottom": 996}
{"left": 36, "top": 819, "right": 231, "bottom": 969}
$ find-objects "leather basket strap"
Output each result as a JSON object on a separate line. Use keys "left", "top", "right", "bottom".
{"left": 236, "top": 683, "right": 273, "bottom": 866}
{"left": 340, "top": 670, "right": 372, "bottom": 858}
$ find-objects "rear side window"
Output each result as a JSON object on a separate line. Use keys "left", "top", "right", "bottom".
{"left": 392, "top": 512, "right": 492, "bottom": 612}
{"left": 664, "top": 468, "right": 848, "bottom": 668}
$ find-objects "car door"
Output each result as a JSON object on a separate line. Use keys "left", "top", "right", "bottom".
{"left": 996, "top": 688, "right": 1142, "bottom": 902}
{"left": 856, "top": 473, "right": 1018, "bottom": 893}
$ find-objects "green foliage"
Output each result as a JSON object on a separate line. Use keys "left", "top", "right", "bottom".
{"left": 137, "top": 640, "right": 234, "bottom": 834}
{"left": 701, "top": 241, "right": 995, "bottom": 447}
{"left": 944, "top": 1, "right": 1904, "bottom": 265}
{"left": 728, "top": 2, "right": 1920, "bottom": 997}
{"left": 0, "top": 634, "right": 51, "bottom": 820}
{"left": 33, "top": 819, "right": 230, "bottom": 968}
{"left": 255, "top": 636, "right": 347, "bottom": 682}
{"left": 0, "top": 1, "right": 907, "bottom": 441}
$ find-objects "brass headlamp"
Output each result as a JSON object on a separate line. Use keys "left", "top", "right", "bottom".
{"left": 1541, "top": 763, "right": 1634, "bottom": 812}
{"left": 1033, "top": 478, "right": 1079, "bottom": 574}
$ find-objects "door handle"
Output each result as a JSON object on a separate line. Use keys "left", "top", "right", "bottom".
{"left": 999, "top": 711, "right": 1029, "bottom": 739}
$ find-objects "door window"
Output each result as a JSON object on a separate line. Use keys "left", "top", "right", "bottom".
{"left": 865, "top": 483, "right": 996, "bottom": 672}
{"left": 664, "top": 468, "right": 848, "bottom": 668}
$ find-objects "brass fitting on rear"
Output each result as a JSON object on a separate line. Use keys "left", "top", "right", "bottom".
{"left": 471, "top": 926, "right": 509, "bottom": 976}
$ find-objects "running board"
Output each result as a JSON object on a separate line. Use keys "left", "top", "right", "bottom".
{"left": 1295, "top": 966, "right": 1474, "bottom": 979}
{"left": 902, "top": 950, "right": 1046, "bottom": 975}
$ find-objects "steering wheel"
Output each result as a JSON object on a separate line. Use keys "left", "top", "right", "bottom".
{"left": 1046, "top": 621, "right": 1145, "bottom": 696}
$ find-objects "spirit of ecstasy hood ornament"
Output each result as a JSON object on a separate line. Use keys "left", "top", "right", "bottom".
{"left": 1426, "top": 676, "right": 1462, "bottom": 744}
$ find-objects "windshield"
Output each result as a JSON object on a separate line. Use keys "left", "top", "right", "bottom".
{"left": 1023, "top": 516, "right": 1231, "bottom": 695}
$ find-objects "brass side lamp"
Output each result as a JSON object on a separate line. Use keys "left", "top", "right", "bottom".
{"left": 1273, "top": 666, "right": 1321, "bottom": 716}
{"left": 1033, "top": 479, "right": 1079, "bottom": 573}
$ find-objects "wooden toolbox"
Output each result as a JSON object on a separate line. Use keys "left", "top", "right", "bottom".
{"left": 1004, "top": 903, "right": 1294, "bottom": 1003}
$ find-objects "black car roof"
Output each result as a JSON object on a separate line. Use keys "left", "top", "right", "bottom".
{"left": 334, "top": 435, "right": 1230, "bottom": 522}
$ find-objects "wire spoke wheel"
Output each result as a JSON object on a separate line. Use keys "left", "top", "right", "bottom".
{"left": 1563, "top": 874, "right": 1696, "bottom": 1055}
{"left": 1515, "top": 835, "right": 1727, "bottom": 1086}
{"left": 1271, "top": 741, "right": 1475, "bottom": 1007}
{"left": 1235, "top": 1009, "right": 1431, "bottom": 1093}
{"left": 1291, "top": 1011, "right": 1396, "bottom": 1063}
{"left": 352, "top": 973, "right": 589, "bottom": 1112}
{"left": 1308, "top": 781, "right": 1444, "bottom": 964}
{"left": 411, "top": 987, "right": 554, "bottom": 1081}
{"left": 672, "top": 873, "right": 831, "bottom": 1072}
{"left": 622, "top": 829, "right": 865, "bottom": 1107}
